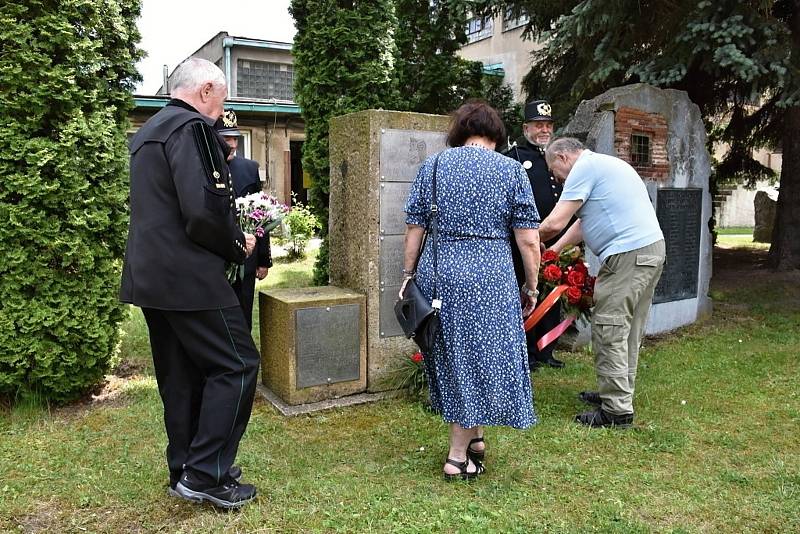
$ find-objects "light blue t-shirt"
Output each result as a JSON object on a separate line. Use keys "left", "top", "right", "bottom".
{"left": 560, "top": 150, "right": 664, "bottom": 262}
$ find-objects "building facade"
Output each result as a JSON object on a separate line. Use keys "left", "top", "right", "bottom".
{"left": 457, "top": 8, "right": 542, "bottom": 103}
{"left": 130, "top": 32, "right": 307, "bottom": 206}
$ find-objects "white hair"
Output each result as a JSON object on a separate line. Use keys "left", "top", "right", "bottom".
{"left": 544, "top": 137, "right": 585, "bottom": 162}
{"left": 170, "top": 58, "right": 226, "bottom": 94}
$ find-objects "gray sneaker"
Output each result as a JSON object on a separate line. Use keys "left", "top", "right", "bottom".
{"left": 168, "top": 465, "right": 242, "bottom": 497}
{"left": 173, "top": 472, "right": 256, "bottom": 509}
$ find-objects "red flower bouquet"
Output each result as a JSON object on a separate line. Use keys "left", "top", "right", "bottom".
{"left": 523, "top": 245, "right": 596, "bottom": 350}
{"left": 388, "top": 351, "right": 427, "bottom": 399}
{"left": 537, "top": 244, "right": 595, "bottom": 321}
{"left": 543, "top": 264, "right": 563, "bottom": 283}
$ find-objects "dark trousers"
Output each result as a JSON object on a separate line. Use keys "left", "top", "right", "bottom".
{"left": 142, "top": 306, "right": 260, "bottom": 487}
{"left": 527, "top": 298, "right": 561, "bottom": 361}
{"left": 232, "top": 270, "right": 257, "bottom": 331}
{"left": 511, "top": 239, "right": 561, "bottom": 362}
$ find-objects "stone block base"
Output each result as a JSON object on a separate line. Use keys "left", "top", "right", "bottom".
{"left": 259, "top": 286, "right": 366, "bottom": 405}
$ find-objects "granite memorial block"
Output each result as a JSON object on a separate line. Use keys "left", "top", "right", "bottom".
{"left": 560, "top": 84, "right": 713, "bottom": 340}
{"left": 328, "top": 110, "right": 449, "bottom": 390}
{"left": 259, "top": 286, "right": 366, "bottom": 405}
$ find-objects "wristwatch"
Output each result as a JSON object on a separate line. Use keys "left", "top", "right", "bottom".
{"left": 521, "top": 285, "right": 539, "bottom": 298}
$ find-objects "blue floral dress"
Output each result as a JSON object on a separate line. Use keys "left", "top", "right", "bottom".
{"left": 404, "top": 146, "right": 540, "bottom": 429}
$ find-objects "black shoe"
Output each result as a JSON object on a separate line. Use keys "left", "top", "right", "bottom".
{"left": 443, "top": 457, "right": 484, "bottom": 482}
{"left": 175, "top": 472, "right": 256, "bottom": 509}
{"left": 532, "top": 356, "right": 565, "bottom": 369}
{"left": 175, "top": 471, "right": 257, "bottom": 509}
{"left": 577, "top": 391, "right": 601, "bottom": 406}
{"left": 168, "top": 465, "right": 242, "bottom": 494}
{"left": 575, "top": 408, "right": 633, "bottom": 428}
{"left": 228, "top": 465, "right": 243, "bottom": 482}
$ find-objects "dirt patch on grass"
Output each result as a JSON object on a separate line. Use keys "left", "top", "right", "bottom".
{"left": 713, "top": 247, "right": 800, "bottom": 290}
{"left": 112, "top": 357, "right": 149, "bottom": 379}
{"left": 14, "top": 503, "right": 63, "bottom": 533}
{"left": 712, "top": 246, "right": 800, "bottom": 310}
{"left": 53, "top": 364, "right": 152, "bottom": 420}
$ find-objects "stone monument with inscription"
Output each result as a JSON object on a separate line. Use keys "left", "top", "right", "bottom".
{"left": 328, "top": 110, "right": 450, "bottom": 391}
{"left": 259, "top": 286, "right": 367, "bottom": 405}
{"left": 562, "top": 83, "right": 713, "bottom": 336}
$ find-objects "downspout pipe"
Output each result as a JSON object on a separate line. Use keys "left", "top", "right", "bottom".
{"left": 162, "top": 64, "right": 169, "bottom": 94}
{"left": 223, "top": 36, "right": 233, "bottom": 95}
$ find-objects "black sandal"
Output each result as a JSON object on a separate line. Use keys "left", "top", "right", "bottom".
{"left": 443, "top": 457, "right": 482, "bottom": 481}
{"left": 467, "top": 437, "right": 485, "bottom": 465}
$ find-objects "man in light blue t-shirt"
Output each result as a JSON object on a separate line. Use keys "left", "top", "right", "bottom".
{"left": 538, "top": 137, "right": 665, "bottom": 428}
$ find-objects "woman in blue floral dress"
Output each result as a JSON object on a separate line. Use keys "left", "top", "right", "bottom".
{"left": 401, "top": 101, "right": 542, "bottom": 480}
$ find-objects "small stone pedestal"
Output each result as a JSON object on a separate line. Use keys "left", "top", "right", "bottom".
{"left": 258, "top": 286, "right": 366, "bottom": 405}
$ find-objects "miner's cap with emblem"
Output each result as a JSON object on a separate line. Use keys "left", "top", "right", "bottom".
{"left": 215, "top": 109, "right": 242, "bottom": 136}
{"left": 524, "top": 99, "right": 553, "bottom": 122}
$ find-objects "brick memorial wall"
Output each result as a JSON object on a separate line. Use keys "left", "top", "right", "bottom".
{"left": 562, "top": 83, "right": 713, "bottom": 338}
{"left": 614, "top": 106, "right": 670, "bottom": 182}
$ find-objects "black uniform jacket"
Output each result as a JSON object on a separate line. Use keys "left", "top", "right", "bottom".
{"left": 505, "top": 138, "right": 563, "bottom": 230}
{"left": 120, "top": 100, "right": 247, "bottom": 311}
{"left": 505, "top": 138, "right": 571, "bottom": 284}
{"left": 228, "top": 156, "right": 273, "bottom": 274}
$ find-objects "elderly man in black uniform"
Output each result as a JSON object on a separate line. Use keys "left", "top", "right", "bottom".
{"left": 120, "top": 58, "right": 259, "bottom": 509}
{"left": 506, "top": 99, "right": 567, "bottom": 370}
{"left": 215, "top": 110, "right": 272, "bottom": 330}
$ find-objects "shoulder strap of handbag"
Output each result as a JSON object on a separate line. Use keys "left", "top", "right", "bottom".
{"left": 411, "top": 153, "right": 440, "bottom": 303}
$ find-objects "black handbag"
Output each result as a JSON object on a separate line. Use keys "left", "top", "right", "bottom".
{"left": 394, "top": 154, "right": 442, "bottom": 353}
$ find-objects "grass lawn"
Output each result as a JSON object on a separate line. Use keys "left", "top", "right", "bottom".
{"left": 716, "top": 226, "right": 754, "bottom": 236}
{"left": 716, "top": 233, "right": 770, "bottom": 251}
{"left": 1, "top": 246, "right": 798, "bottom": 532}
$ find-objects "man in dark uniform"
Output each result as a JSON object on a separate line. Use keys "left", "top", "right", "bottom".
{"left": 215, "top": 110, "right": 272, "bottom": 330}
{"left": 506, "top": 99, "right": 567, "bottom": 370}
{"left": 120, "top": 58, "right": 259, "bottom": 509}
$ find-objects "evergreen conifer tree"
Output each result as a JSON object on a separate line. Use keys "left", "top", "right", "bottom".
{"left": 290, "top": 0, "right": 399, "bottom": 284}
{"left": 0, "top": 0, "right": 142, "bottom": 402}
{"left": 394, "top": 0, "right": 483, "bottom": 114}
{"left": 486, "top": 0, "right": 800, "bottom": 269}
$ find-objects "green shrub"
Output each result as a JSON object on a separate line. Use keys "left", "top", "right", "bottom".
{"left": 0, "top": 1, "right": 142, "bottom": 403}
{"left": 282, "top": 200, "right": 321, "bottom": 259}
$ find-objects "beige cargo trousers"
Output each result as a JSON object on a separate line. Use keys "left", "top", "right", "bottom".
{"left": 592, "top": 240, "right": 666, "bottom": 416}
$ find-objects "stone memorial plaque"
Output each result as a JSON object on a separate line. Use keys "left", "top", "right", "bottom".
{"left": 654, "top": 188, "right": 702, "bottom": 303}
{"left": 380, "top": 182, "right": 412, "bottom": 235}
{"left": 379, "top": 234, "right": 406, "bottom": 288}
{"left": 379, "top": 285, "right": 405, "bottom": 338}
{"left": 379, "top": 233, "right": 407, "bottom": 338}
{"left": 379, "top": 129, "right": 447, "bottom": 182}
{"left": 295, "top": 304, "right": 360, "bottom": 388}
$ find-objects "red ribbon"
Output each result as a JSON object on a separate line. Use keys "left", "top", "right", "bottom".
{"left": 536, "top": 316, "right": 575, "bottom": 350}
{"left": 523, "top": 284, "right": 576, "bottom": 350}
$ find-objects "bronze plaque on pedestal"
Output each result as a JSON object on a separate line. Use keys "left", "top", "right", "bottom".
{"left": 295, "top": 304, "right": 361, "bottom": 388}
{"left": 379, "top": 129, "right": 446, "bottom": 182}
{"left": 654, "top": 188, "right": 702, "bottom": 303}
{"left": 380, "top": 182, "right": 412, "bottom": 235}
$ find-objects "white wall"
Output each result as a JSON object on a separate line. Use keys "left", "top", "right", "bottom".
{"left": 717, "top": 179, "right": 779, "bottom": 228}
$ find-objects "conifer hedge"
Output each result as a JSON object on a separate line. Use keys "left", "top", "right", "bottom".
{"left": 290, "top": 0, "right": 399, "bottom": 285}
{"left": 0, "top": 1, "right": 142, "bottom": 402}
